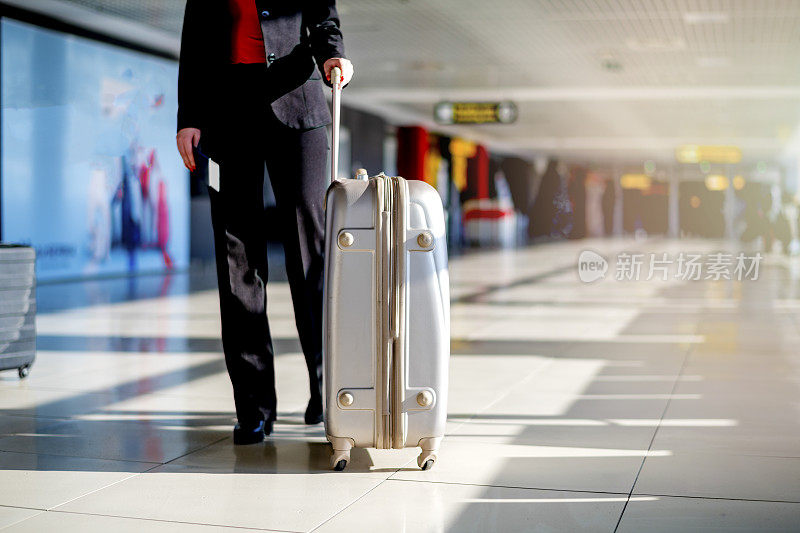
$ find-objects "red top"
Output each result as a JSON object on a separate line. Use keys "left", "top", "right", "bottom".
{"left": 228, "top": 0, "right": 266, "bottom": 64}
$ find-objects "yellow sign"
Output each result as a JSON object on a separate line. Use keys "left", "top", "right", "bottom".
{"left": 705, "top": 174, "right": 730, "bottom": 191}
{"left": 435, "top": 101, "right": 518, "bottom": 124}
{"left": 676, "top": 145, "right": 742, "bottom": 164}
{"left": 620, "top": 174, "right": 652, "bottom": 190}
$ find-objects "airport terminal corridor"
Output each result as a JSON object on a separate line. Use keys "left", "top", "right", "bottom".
{"left": 0, "top": 239, "right": 797, "bottom": 532}
{"left": 4, "top": 1, "right": 800, "bottom": 531}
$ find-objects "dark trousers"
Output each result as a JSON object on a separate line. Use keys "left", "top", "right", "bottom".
{"left": 208, "top": 64, "right": 328, "bottom": 426}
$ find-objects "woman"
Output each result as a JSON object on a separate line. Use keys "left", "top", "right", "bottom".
{"left": 176, "top": 0, "right": 353, "bottom": 444}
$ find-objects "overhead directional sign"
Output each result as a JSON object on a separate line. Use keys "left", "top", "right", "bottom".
{"left": 620, "top": 174, "right": 652, "bottom": 190}
{"left": 434, "top": 101, "right": 518, "bottom": 125}
{"left": 676, "top": 145, "right": 742, "bottom": 164}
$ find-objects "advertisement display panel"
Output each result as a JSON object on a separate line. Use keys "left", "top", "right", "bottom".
{"left": 1, "top": 18, "right": 187, "bottom": 280}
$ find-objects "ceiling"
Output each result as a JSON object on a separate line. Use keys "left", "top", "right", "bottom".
{"left": 337, "top": 0, "right": 800, "bottom": 164}
{"left": 32, "top": 0, "right": 800, "bottom": 164}
{"left": 56, "top": 0, "right": 183, "bottom": 34}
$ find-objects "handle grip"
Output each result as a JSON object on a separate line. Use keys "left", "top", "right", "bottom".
{"left": 330, "top": 66, "right": 342, "bottom": 184}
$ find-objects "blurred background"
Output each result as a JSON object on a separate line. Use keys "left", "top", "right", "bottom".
{"left": 3, "top": 0, "right": 800, "bottom": 281}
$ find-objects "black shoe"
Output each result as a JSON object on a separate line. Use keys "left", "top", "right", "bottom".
{"left": 304, "top": 398, "right": 323, "bottom": 425}
{"left": 264, "top": 414, "right": 275, "bottom": 436}
{"left": 233, "top": 419, "right": 266, "bottom": 445}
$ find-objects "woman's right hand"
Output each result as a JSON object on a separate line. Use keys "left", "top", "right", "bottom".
{"left": 176, "top": 128, "right": 201, "bottom": 172}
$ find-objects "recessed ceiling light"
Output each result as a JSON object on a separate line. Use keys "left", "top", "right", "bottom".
{"left": 625, "top": 37, "right": 686, "bottom": 51}
{"left": 683, "top": 12, "right": 730, "bottom": 24}
{"left": 696, "top": 56, "right": 731, "bottom": 68}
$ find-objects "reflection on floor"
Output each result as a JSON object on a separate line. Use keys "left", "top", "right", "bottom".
{"left": 0, "top": 238, "right": 799, "bottom": 532}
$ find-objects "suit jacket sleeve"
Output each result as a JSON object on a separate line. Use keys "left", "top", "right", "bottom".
{"left": 177, "top": 0, "right": 207, "bottom": 132}
{"left": 304, "top": 0, "right": 346, "bottom": 86}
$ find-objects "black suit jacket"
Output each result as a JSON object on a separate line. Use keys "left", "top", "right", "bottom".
{"left": 177, "top": 0, "right": 345, "bottom": 155}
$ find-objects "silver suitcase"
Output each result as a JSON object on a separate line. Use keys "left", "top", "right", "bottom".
{"left": 322, "top": 69, "right": 450, "bottom": 471}
{"left": 0, "top": 244, "right": 36, "bottom": 379}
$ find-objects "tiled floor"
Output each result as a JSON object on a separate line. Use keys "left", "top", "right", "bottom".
{"left": 0, "top": 238, "right": 798, "bottom": 532}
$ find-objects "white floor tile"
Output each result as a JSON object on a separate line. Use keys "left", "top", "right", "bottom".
{"left": 0, "top": 387, "right": 118, "bottom": 419}
{"left": 390, "top": 438, "right": 650, "bottom": 493}
{"left": 167, "top": 434, "right": 418, "bottom": 478}
{"left": 617, "top": 495, "right": 800, "bottom": 533}
{"left": 0, "top": 506, "right": 42, "bottom": 529}
{"left": 449, "top": 417, "right": 657, "bottom": 450}
{"left": 0, "top": 417, "right": 226, "bottom": 463}
{"left": 2, "top": 511, "right": 270, "bottom": 532}
{"left": 0, "top": 351, "right": 130, "bottom": 384}
{"left": 648, "top": 422, "right": 800, "bottom": 458}
{"left": 0, "top": 415, "right": 43, "bottom": 438}
{"left": 56, "top": 465, "right": 384, "bottom": 532}
{"left": 633, "top": 451, "right": 800, "bottom": 501}
{"left": 12, "top": 353, "right": 222, "bottom": 395}
{"left": 316, "top": 479, "right": 625, "bottom": 533}
{"left": 0, "top": 451, "right": 151, "bottom": 510}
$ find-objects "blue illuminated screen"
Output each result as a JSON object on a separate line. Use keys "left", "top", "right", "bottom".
{"left": 1, "top": 18, "right": 188, "bottom": 280}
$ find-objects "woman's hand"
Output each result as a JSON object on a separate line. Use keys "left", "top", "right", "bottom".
{"left": 176, "top": 127, "right": 201, "bottom": 172}
{"left": 324, "top": 58, "right": 354, "bottom": 87}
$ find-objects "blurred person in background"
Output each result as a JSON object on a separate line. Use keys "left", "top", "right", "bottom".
{"left": 740, "top": 183, "right": 771, "bottom": 250}
{"left": 601, "top": 179, "right": 616, "bottom": 236}
{"left": 175, "top": 1, "right": 353, "bottom": 444}
{"left": 774, "top": 191, "right": 795, "bottom": 255}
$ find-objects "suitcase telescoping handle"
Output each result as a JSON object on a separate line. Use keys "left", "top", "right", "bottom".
{"left": 330, "top": 66, "right": 342, "bottom": 184}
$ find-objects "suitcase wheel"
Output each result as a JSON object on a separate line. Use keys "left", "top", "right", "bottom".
{"left": 18, "top": 365, "right": 30, "bottom": 379}
{"left": 417, "top": 447, "right": 438, "bottom": 470}
{"left": 330, "top": 446, "right": 351, "bottom": 471}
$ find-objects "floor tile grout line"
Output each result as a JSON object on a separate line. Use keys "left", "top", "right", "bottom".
{"left": 0, "top": 510, "right": 46, "bottom": 532}
{"left": 612, "top": 345, "right": 694, "bottom": 533}
{"left": 39, "top": 509, "right": 301, "bottom": 532}
{"left": 444, "top": 353, "right": 570, "bottom": 439}
{"left": 0, "top": 412, "right": 79, "bottom": 422}
{"left": 0, "top": 504, "right": 48, "bottom": 532}
{"left": 0, "top": 411, "right": 237, "bottom": 424}
{"left": 0, "top": 505, "right": 46, "bottom": 512}
{"left": 453, "top": 238, "right": 667, "bottom": 305}
{"left": 308, "top": 467, "right": 408, "bottom": 532}
{"left": 452, "top": 264, "right": 576, "bottom": 304}
{"left": 156, "top": 435, "right": 232, "bottom": 468}
{"left": 0, "top": 383, "right": 236, "bottom": 401}
{"left": 0, "top": 430, "right": 232, "bottom": 467}
{"left": 385, "top": 477, "right": 631, "bottom": 496}
{"left": 386, "top": 477, "right": 800, "bottom": 505}
{"left": 0, "top": 447, "right": 161, "bottom": 467}
{"left": 46, "top": 471, "right": 143, "bottom": 512}
{"left": 44, "top": 436, "right": 232, "bottom": 513}
{"left": 630, "top": 492, "right": 800, "bottom": 505}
